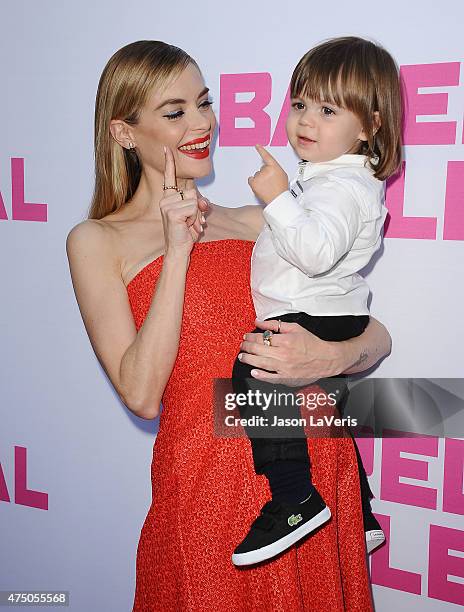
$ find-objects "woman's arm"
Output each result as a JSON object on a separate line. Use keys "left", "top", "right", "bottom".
{"left": 204, "top": 200, "right": 264, "bottom": 241}
{"left": 66, "top": 150, "right": 205, "bottom": 419}
{"left": 237, "top": 316, "right": 391, "bottom": 384}
{"left": 232, "top": 203, "right": 265, "bottom": 239}
{"left": 339, "top": 317, "right": 391, "bottom": 374}
{"left": 66, "top": 220, "right": 189, "bottom": 420}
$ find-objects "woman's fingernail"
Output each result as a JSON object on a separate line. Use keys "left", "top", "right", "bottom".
{"left": 243, "top": 334, "right": 246, "bottom": 340}
{"left": 201, "top": 214, "right": 206, "bottom": 223}
{"left": 251, "top": 369, "right": 259, "bottom": 376}
{"left": 238, "top": 353, "right": 243, "bottom": 360}
{"left": 163, "top": 145, "right": 166, "bottom": 154}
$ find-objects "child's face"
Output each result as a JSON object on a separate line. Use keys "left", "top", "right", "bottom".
{"left": 286, "top": 95, "right": 367, "bottom": 163}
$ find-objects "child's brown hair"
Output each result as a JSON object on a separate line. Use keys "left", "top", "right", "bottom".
{"left": 290, "top": 36, "right": 403, "bottom": 180}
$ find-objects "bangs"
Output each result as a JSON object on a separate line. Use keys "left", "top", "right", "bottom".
{"left": 290, "top": 44, "right": 376, "bottom": 113}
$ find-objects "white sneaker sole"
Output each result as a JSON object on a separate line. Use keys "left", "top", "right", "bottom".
{"left": 366, "top": 529, "right": 385, "bottom": 554}
{"left": 232, "top": 506, "right": 331, "bottom": 566}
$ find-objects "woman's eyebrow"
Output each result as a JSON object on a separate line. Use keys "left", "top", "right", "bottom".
{"left": 155, "top": 87, "right": 210, "bottom": 110}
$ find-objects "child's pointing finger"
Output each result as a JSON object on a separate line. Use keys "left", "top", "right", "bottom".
{"left": 255, "top": 144, "right": 279, "bottom": 166}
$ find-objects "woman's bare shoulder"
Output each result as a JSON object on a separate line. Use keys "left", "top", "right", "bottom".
{"left": 66, "top": 218, "right": 114, "bottom": 254}
{"left": 67, "top": 218, "right": 107, "bottom": 236}
{"left": 66, "top": 219, "right": 121, "bottom": 278}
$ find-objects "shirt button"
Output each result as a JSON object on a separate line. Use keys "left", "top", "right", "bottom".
{"left": 299, "top": 168, "right": 304, "bottom": 175}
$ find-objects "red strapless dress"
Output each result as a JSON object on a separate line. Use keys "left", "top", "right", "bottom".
{"left": 126, "top": 239, "right": 373, "bottom": 612}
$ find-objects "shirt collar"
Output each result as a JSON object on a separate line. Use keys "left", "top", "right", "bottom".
{"left": 297, "top": 154, "right": 376, "bottom": 181}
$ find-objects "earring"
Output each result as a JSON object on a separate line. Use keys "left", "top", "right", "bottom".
{"left": 128, "top": 142, "right": 135, "bottom": 150}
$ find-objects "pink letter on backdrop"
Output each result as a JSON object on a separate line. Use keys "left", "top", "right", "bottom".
{"left": 0, "top": 461, "right": 11, "bottom": 502}
{"left": 384, "top": 163, "right": 437, "bottom": 239}
{"left": 443, "top": 162, "right": 464, "bottom": 241}
{"left": 219, "top": 73, "right": 272, "bottom": 146}
{"left": 380, "top": 432, "right": 438, "bottom": 509}
{"left": 429, "top": 525, "right": 464, "bottom": 605}
{"left": 401, "top": 63, "right": 460, "bottom": 145}
{"left": 11, "top": 158, "right": 47, "bottom": 222}
{"left": 15, "top": 446, "right": 48, "bottom": 510}
{"left": 371, "top": 513, "right": 422, "bottom": 594}
{"left": 0, "top": 190, "right": 7, "bottom": 220}
{"left": 270, "top": 85, "right": 290, "bottom": 146}
{"left": 443, "top": 438, "right": 464, "bottom": 515}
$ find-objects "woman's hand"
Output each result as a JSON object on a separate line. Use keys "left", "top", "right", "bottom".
{"left": 237, "top": 319, "right": 346, "bottom": 386}
{"left": 238, "top": 317, "right": 390, "bottom": 385}
{"left": 160, "top": 147, "right": 208, "bottom": 255}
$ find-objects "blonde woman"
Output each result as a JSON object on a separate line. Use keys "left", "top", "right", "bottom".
{"left": 66, "top": 41, "right": 390, "bottom": 611}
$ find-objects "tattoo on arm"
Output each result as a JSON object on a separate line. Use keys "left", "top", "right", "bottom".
{"left": 352, "top": 349, "right": 368, "bottom": 368}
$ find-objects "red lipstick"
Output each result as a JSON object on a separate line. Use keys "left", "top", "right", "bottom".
{"left": 178, "top": 134, "right": 211, "bottom": 160}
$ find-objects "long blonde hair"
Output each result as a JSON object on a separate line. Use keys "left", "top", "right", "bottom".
{"left": 88, "top": 41, "right": 198, "bottom": 220}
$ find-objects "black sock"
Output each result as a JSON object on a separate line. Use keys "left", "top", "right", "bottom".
{"left": 261, "top": 459, "right": 314, "bottom": 504}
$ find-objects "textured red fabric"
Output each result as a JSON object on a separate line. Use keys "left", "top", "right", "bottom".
{"left": 127, "top": 239, "right": 373, "bottom": 612}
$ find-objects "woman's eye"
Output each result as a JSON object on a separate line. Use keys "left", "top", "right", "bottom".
{"left": 199, "top": 99, "right": 213, "bottom": 109}
{"left": 292, "top": 101, "right": 305, "bottom": 110}
{"left": 163, "top": 99, "right": 213, "bottom": 120}
{"left": 322, "top": 106, "right": 335, "bottom": 116}
{"left": 164, "top": 110, "right": 184, "bottom": 120}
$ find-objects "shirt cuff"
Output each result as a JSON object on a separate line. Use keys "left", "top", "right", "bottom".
{"left": 263, "top": 190, "right": 305, "bottom": 228}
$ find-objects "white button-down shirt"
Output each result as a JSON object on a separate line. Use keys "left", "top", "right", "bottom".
{"left": 251, "top": 154, "right": 387, "bottom": 320}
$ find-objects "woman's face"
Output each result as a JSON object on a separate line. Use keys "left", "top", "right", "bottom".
{"left": 132, "top": 63, "right": 216, "bottom": 181}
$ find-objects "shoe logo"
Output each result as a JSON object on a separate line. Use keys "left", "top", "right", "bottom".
{"left": 288, "top": 513, "right": 303, "bottom": 527}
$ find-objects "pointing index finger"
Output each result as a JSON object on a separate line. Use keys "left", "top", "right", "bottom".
{"left": 163, "top": 146, "right": 177, "bottom": 191}
{"left": 255, "top": 144, "right": 278, "bottom": 166}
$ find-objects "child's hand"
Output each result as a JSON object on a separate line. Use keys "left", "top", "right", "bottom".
{"left": 248, "top": 145, "right": 289, "bottom": 205}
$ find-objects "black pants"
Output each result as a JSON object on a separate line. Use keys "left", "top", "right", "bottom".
{"left": 232, "top": 312, "right": 374, "bottom": 512}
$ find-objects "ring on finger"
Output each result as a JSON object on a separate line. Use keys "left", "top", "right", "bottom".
{"left": 163, "top": 184, "right": 178, "bottom": 191}
{"left": 263, "top": 330, "right": 273, "bottom": 347}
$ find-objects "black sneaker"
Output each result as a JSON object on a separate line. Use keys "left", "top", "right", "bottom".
{"left": 231, "top": 488, "right": 331, "bottom": 566}
{"left": 363, "top": 512, "right": 385, "bottom": 554}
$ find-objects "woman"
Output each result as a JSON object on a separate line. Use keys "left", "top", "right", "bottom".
{"left": 66, "top": 41, "right": 390, "bottom": 611}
